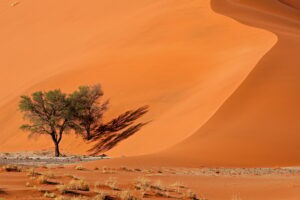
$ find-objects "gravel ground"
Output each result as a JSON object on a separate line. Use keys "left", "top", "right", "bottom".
{"left": 0, "top": 151, "right": 107, "bottom": 166}
{"left": 1, "top": 152, "right": 300, "bottom": 177}
{"left": 154, "top": 167, "right": 300, "bottom": 177}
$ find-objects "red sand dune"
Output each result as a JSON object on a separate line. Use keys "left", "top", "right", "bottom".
{"left": 1, "top": 0, "right": 299, "bottom": 167}
{"left": 0, "top": 0, "right": 275, "bottom": 157}
{"left": 158, "top": 0, "right": 300, "bottom": 167}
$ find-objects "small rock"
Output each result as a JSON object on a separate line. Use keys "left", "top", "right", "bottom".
{"left": 10, "top": 2, "right": 20, "bottom": 7}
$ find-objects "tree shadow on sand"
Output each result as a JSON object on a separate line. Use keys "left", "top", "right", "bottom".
{"left": 88, "top": 106, "right": 149, "bottom": 155}
{"left": 0, "top": 187, "right": 7, "bottom": 195}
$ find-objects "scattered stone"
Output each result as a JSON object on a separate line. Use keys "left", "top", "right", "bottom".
{"left": 0, "top": 151, "right": 109, "bottom": 166}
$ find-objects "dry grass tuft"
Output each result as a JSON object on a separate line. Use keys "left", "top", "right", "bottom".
{"left": 171, "top": 181, "right": 185, "bottom": 189}
{"left": 37, "top": 175, "right": 49, "bottom": 184}
{"left": 54, "top": 196, "right": 72, "bottom": 200}
{"left": 134, "top": 177, "right": 151, "bottom": 191}
{"left": 54, "top": 196, "right": 90, "bottom": 200}
{"left": 75, "top": 165, "right": 85, "bottom": 170}
{"left": 93, "top": 191, "right": 111, "bottom": 200}
{"left": 171, "top": 181, "right": 185, "bottom": 193}
{"left": 134, "top": 177, "right": 201, "bottom": 199}
{"left": 56, "top": 184, "right": 69, "bottom": 194}
{"left": 26, "top": 168, "right": 40, "bottom": 177}
{"left": 102, "top": 166, "right": 116, "bottom": 174}
{"left": 68, "top": 179, "right": 90, "bottom": 191}
{"left": 44, "top": 191, "right": 56, "bottom": 198}
{"left": 56, "top": 179, "right": 90, "bottom": 194}
{"left": 134, "top": 177, "right": 170, "bottom": 198}
{"left": 2, "top": 165, "right": 21, "bottom": 172}
{"left": 118, "top": 190, "right": 140, "bottom": 200}
{"left": 42, "top": 171, "right": 56, "bottom": 179}
{"left": 104, "top": 177, "right": 118, "bottom": 190}
{"left": 119, "top": 167, "right": 134, "bottom": 172}
{"left": 65, "top": 174, "right": 81, "bottom": 180}
{"left": 184, "top": 189, "right": 199, "bottom": 200}
{"left": 32, "top": 185, "right": 44, "bottom": 193}
{"left": 155, "top": 190, "right": 170, "bottom": 198}
{"left": 151, "top": 180, "right": 166, "bottom": 191}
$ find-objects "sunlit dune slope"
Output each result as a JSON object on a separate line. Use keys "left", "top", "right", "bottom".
{"left": 0, "top": 0, "right": 275, "bottom": 156}
{"left": 152, "top": 0, "right": 300, "bottom": 167}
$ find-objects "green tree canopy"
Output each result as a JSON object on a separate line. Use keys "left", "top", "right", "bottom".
{"left": 19, "top": 89, "right": 74, "bottom": 157}
{"left": 19, "top": 85, "right": 149, "bottom": 157}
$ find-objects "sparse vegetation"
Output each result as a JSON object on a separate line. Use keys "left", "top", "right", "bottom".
{"left": 54, "top": 196, "right": 90, "bottom": 200}
{"left": 19, "top": 85, "right": 149, "bottom": 157}
{"left": 184, "top": 189, "right": 199, "bottom": 200}
{"left": 134, "top": 177, "right": 151, "bottom": 191}
{"left": 171, "top": 181, "right": 185, "bottom": 189}
{"left": 171, "top": 181, "right": 185, "bottom": 193}
{"left": 151, "top": 180, "right": 165, "bottom": 191}
{"left": 56, "top": 184, "right": 69, "bottom": 194}
{"left": 0, "top": 162, "right": 207, "bottom": 200}
{"left": 134, "top": 177, "right": 201, "bottom": 199}
{"left": 26, "top": 168, "right": 40, "bottom": 177}
{"left": 75, "top": 165, "right": 84, "bottom": 171}
{"left": 65, "top": 174, "right": 81, "bottom": 180}
{"left": 54, "top": 196, "right": 70, "bottom": 200}
{"left": 42, "top": 171, "right": 56, "bottom": 179}
{"left": 118, "top": 190, "right": 139, "bottom": 200}
{"left": 44, "top": 191, "right": 56, "bottom": 198}
{"left": 104, "top": 177, "right": 118, "bottom": 190}
{"left": 37, "top": 175, "right": 49, "bottom": 184}
{"left": 56, "top": 179, "right": 90, "bottom": 194}
{"left": 68, "top": 179, "right": 90, "bottom": 191}
{"left": 101, "top": 166, "right": 116, "bottom": 174}
{"left": 2, "top": 165, "right": 21, "bottom": 172}
{"left": 93, "top": 192, "right": 111, "bottom": 200}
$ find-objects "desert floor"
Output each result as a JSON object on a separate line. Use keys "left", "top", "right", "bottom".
{"left": 1, "top": 154, "right": 300, "bottom": 200}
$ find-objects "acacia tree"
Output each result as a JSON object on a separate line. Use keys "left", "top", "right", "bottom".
{"left": 69, "top": 85, "right": 149, "bottom": 155}
{"left": 19, "top": 90, "right": 74, "bottom": 157}
{"left": 19, "top": 85, "right": 149, "bottom": 157}
{"left": 69, "top": 85, "right": 109, "bottom": 140}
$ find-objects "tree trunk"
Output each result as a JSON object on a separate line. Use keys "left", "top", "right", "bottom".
{"left": 54, "top": 142, "right": 60, "bottom": 157}
{"left": 86, "top": 128, "right": 92, "bottom": 140}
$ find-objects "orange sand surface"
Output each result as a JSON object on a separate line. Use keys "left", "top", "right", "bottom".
{"left": 1, "top": 165, "right": 300, "bottom": 200}
{"left": 158, "top": 0, "right": 300, "bottom": 167}
{"left": 1, "top": 0, "right": 300, "bottom": 168}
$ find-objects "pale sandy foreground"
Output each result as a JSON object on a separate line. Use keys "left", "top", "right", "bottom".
{"left": 1, "top": 162, "right": 300, "bottom": 200}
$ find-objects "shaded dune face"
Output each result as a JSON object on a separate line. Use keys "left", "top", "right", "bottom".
{"left": 279, "top": 0, "right": 300, "bottom": 9}
{"left": 0, "top": 0, "right": 275, "bottom": 157}
{"left": 155, "top": 0, "right": 300, "bottom": 167}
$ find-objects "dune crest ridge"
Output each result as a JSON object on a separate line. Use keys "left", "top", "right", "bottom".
{"left": 150, "top": 0, "right": 300, "bottom": 167}
{"left": 279, "top": 0, "right": 300, "bottom": 10}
